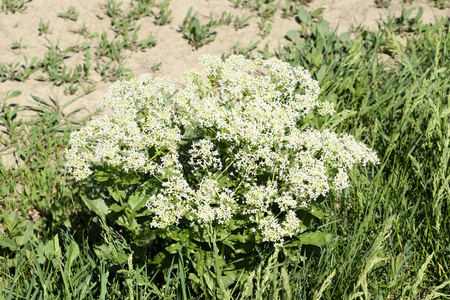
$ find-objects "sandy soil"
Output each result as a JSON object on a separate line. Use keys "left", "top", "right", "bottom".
{"left": 0, "top": 0, "right": 449, "bottom": 167}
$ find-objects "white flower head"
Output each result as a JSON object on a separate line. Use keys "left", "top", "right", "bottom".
{"left": 66, "top": 55, "right": 379, "bottom": 245}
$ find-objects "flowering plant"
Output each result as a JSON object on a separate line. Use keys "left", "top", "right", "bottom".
{"left": 66, "top": 55, "right": 378, "bottom": 247}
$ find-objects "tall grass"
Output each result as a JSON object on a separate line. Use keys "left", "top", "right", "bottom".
{"left": 1, "top": 8, "right": 449, "bottom": 299}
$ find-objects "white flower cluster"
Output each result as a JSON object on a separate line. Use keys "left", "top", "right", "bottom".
{"left": 66, "top": 55, "right": 379, "bottom": 245}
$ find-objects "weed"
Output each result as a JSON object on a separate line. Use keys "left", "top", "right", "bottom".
{"left": 230, "top": 0, "right": 242, "bottom": 8}
{"left": 1, "top": 0, "right": 31, "bottom": 13}
{"left": 256, "top": 0, "right": 281, "bottom": 22}
{"left": 95, "top": 31, "right": 125, "bottom": 61}
{"left": 57, "top": 6, "right": 79, "bottom": 21}
{"left": 434, "top": 0, "right": 450, "bottom": 8}
{"left": 281, "top": 0, "right": 297, "bottom": 19}
{"left": 375, "top": 0, "right": 392, "bottom": 8}
{"left": 179, "top": 7, "right": 222, "bottom": 49}
{"left": 0, "top": 56, "right": 39, "bottom": 82}
{"left": 94, "top": 60, "right": 133, "bottom": 81}
{"left": 259, "top": 19, "right": 272, "bottom": 38}
{"left": 153, "top": 0, "right": 173, "bottom": 25}
{"left": 233, "top": 14, "right": 253, "bottom": 30}
{"left": 106, "top": 0, "right": 123, "bottom": 20}
{"left": 381, "top": 7, "right": 424, "bottom": 33}
{"left": 220, "top": 11, "right": 234, "bottom": 26}
{"left": 150, "top": 61, "right": 161, "bottom": 73}
{"left": 38, "top": 19, "right": 51, "bottom": 36}
{"left": 11, "top": 39, "right": 27, "bottom": 49}
{"left": 230, "top": 0, "right": 252, "bottom": 9}
{"left": 232, "top": 40, "right": 260, "bottom": 57}
{"left": 129, "top": 0, "right": 153, "bottom": 20}
{"left": 70, "top": 23, "right": 99, "bottom": 39}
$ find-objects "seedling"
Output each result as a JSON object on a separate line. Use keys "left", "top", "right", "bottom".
{"left": 432, "top": 0, "right": 449, "bottom": 9}
{"left": 382, "top": 7, "right": 424, "bottom": 33}
{"left": 129, "top": 0, "right": 153, "bottom": 20}
{"left": 153, "top": 0, "right": 173, "bottom": 25}
{"left": 179, "top": 7, "right": 222, "bottom": 50}
{"left": 282, "top": 0, "right": 296, "bottom": 19}
{"left": 230, "top": 0, "right": 242, "bottom": 8}
{"left": 1, "top": 0, "right": 31, "bottom": 13}
{"left": 96, "top": 31, "right": 125, "bottom": 62}
{"left": 220, "top": 11, "right": 233, "bottom": 25}
{"left": 375, "top": 0, "right": 392, "bottom": 8}
{"left": 57, "top": 6, "right": 79, "bottom": 21}
{"left": 38, "top": 19, "right": 51, "bottom": 36}
{"left": 256, "top": 0, "right": 281, "bottom": 22}
{"left": 233, "top": 14, "right": 253, "bottom": 30}
{"left": 70, "top": 23, "right": 99, "bottom": 39}
{"left": 122, "top": 25, "right": 157, "bottom": 51}
{"left": 11, "top": 39, "right": 27, "bottom": 49}
{"left": 94, "top": 60, "right": 133, "bottom": 82}
{"left": 229, "top": 0, "right": 252, "bottom": 9}
{"left": 0, "top": 56, "right": 39, "bottom": 82}
{"left": 259, "top": 19, "right": 272, "bottom": 38}
{"left": 232, "top": 40, "right": 260, "bottom": 58}
{"left": 151, "top": 61, "right": 161, "bottom": 73}
{"left": 106, "top": 0, "right": 123, "bottom": 19}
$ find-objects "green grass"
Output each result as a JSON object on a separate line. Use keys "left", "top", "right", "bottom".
{"left": 1, "top": 1, "right": 450, "bottom": 299}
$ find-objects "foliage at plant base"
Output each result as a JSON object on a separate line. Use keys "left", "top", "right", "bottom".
{"left": 1, "top": 3, "right": 449, "bottom": 299}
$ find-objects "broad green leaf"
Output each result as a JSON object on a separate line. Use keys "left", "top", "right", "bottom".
{"left": 66, "top": 241, "right": 80, "bottom": 272}
{"left": 81, "top": 195, "right": 110, "bottom": 218}
{"left": 109, "top": 203, "right": 123, "bottom": 212}
{"left": 0, "top": 237, "right": 17, "bottom": 250}
{"left": 286, "top": 30, "right": 300, "bottom": 41}
{"left": 165, "top": 242, "right": 182, "bottom": 254}
{"left": 297, "top": 7, "right": 311, "bottom": 25}
{"left": 189, "top": 273, "right": 201, "bottom": 284}
{"left": 15, "top": 223, "right": 34, "bottom": 246}
{"left": 127, "top": 193, "right": 147, "bottom": 213}
{"left": 106, "top": 186, "right": 126, "bottom": 203}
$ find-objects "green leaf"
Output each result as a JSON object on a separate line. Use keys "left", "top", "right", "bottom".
{"left": 309, "top": 205, "right": 329, "bottom": 219}
{"left": 127, "top": 192, "right": 147, "bottom": 213}
{"left": 109, "top": 203, "right": 123, "bottom": 212}
{"left": 0, "top": 237, "right": 17, "bottom": 250}
{"left": 297, "top": 8, "right": 311, "bottom": 25}
{"left": 66, "top": 241, "right": 80, "bottom": 271}
{"left": 6, "top": 91, "right": 21, "bottom": 100}
{"left": 189, "top": 273, "right": 201, "bottom": 284}
{"left": 82, "top": 195, "right": 110, "bottom": 218}
{"left": 299, "top": 232, "right": 334, "bottom": 246}
{"left": 311, "top": 7, "right": 325, "bottom": 19}
{"left": 286, "top": 30, "right": 300, "bottom": 41}
{"left": 165, "top": 242, "right": 182, "bottom": 254}
{"left": 118, "top": 172, "right": 141, "bottom": 185}
{"left": 93, "top": 170, "right": 111, "bottom": 182}
{"left": 15, "top": 223, "right": 34, "bottom": 246}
